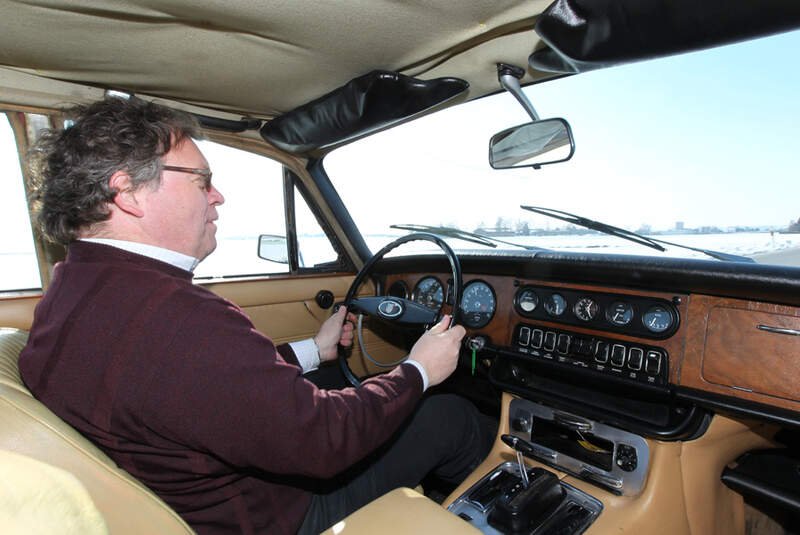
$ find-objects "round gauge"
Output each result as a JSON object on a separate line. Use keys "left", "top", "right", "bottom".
{"left": 543, "top": 293, "right": 567, "bottom": 317}
{"left": 642, "top": 305, "right": 674, "bottom": 333}
{"left": 606, "top": 301, "right": 634, "bottom": 326}
{"left": 411, "top": 276, "right": 444, "bottom": 310}
{"left": 460, "top": 281, "right": 496, "bottom": 329}
{"left": 515, "top": 288, "right": 539, "bottom": 315}
{"left": 387, "top": 280, "right": 409, "bottom": 299}
{"left": 573, "top": 297, "right": 599, "bottom": 322}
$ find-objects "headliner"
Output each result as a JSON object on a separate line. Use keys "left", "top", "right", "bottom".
{"left": 0, "top": 0, "right": 553, "bottom": 118}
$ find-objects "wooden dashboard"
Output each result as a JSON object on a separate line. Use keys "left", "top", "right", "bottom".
{"left": 385, "top": 271, "right": 800, "bottom": 416}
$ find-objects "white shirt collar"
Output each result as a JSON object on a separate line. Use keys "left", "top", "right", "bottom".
{"left": 81, "top": 238, "right": 201, "bottom": 272}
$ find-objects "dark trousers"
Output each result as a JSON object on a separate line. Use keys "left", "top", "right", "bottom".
{"left": 296, "top": 378, "right": 490, "bottom": 534}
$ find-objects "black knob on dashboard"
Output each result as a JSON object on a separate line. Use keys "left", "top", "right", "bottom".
{"left": 315, "top": 290, "right": 335, "bottom": 309}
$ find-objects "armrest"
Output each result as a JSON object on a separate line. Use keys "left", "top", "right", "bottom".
{"left": 321, "top": 487, "right": 481, "bottom": 535}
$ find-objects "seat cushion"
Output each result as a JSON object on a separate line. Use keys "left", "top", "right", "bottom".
{"left": 0, "top": 449, "right": 109, "bottom": 535}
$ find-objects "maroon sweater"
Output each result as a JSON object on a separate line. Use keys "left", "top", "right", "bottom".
{"left": 19, "top": 242, "right": 423, "bottom": 534}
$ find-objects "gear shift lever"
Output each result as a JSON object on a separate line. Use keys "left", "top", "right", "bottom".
{"left": 501, "top": 434, "right": 530, "bottom": 487}
{"left": 491, "top": 434, "right": 566, "bottom": 533}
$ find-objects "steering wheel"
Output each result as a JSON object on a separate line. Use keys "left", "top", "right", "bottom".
{"left": 339, "top": 233, "right": 463, "bottom": 387}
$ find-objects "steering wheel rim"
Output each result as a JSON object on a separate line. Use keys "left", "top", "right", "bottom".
{"left": 339, "top": 233, "right": 463, "bottom": 387}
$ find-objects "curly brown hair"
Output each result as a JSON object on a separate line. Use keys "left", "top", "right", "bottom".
{"left": 27, "top": 97, "right": 201, "bottom": 244}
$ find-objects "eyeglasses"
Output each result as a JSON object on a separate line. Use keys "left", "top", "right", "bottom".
{"left": 162, "top": 165, "right": 213, "bottom": 191}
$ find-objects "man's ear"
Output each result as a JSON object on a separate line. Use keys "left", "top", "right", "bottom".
{"left": 109, "top": 171, "right": 145, "bottom": 218}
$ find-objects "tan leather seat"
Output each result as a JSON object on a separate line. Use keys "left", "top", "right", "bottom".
{"left": 0, "top": 327, "right": 194, "bottom": 534}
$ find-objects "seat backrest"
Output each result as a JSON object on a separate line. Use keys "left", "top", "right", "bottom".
{"left": 0, "top": 327, "right": 194, "bottom": 534}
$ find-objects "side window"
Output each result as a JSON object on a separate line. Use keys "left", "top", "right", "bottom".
{"left": 296, "top": 185, "right": 339, "bottom": 268}
{"left": 0, "top": 113, "right": 40, "bottom": 291}
{"left": 193, "top": 140, "right": 341, "bottom": 278}
{"left": 194, "top": 140, "right": 288, "bottom": 278}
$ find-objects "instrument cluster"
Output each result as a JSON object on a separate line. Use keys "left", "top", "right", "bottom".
{"left": 514, "top": 285, "right": 679, "bottom": 339}
{"left": 388, "top": 276, "right": 679, "bottom": 339}
{"left": 388, "top": 276, "right": 497, "bottom": 329}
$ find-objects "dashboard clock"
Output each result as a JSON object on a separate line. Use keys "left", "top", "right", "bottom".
{"left": 573, "top": 297, "right": 599, "bottom": 322}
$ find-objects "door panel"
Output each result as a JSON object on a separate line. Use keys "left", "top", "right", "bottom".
{"left": 203, "top": 275, "right": 408, "bottom": 377}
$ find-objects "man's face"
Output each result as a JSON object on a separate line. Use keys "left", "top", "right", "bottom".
{"left": 142, "top": 138, "right": 224, "bottom": 260}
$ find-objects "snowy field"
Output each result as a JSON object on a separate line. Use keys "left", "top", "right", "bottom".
{"left": 2, "top": 231, "right": 798, "bottom": 291}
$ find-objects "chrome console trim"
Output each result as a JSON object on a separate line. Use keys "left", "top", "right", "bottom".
{"left": 509, "top": 398, "right": 649, "bottom": 496}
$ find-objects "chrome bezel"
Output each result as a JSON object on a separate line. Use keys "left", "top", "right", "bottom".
{"left": 460, "top": 279, "right": 496, "bottom": 329}
{"left": 513, "top": 286, "right": 540, "bottom": 317}
{"left": 573, "top": 296, "right": 599, "bottom": 322}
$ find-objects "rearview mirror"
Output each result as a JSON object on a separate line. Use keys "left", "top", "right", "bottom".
{"left": 489, "top": 118, "right": 574, "bottom": 169}
{"left": 257, "top": 234, "right": 289, "bottom": 264}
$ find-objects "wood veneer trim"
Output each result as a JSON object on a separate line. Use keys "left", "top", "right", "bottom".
{"left": 680, "top": 294, "right": 800, "bottom": 412}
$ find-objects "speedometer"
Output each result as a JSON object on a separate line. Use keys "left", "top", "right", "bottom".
{"left": 411, "top": 276, "right": 444, "bottom": 310}
{"left": 460, "top": 281, "right": 496, "bottom": 329}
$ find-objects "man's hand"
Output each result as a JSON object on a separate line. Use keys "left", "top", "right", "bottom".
{"left": 407, "top": 316, "right": 466, "bottom": 387}
{"left": 314, "top": 306, "right": 357, "bottom": 363}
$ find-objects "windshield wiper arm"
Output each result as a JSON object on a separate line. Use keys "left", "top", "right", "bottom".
{"left": 390, "top": 224, "right": 544, "bottom": 251}
{"left": 520, "top": 206, "right": 755, "bottom": 263}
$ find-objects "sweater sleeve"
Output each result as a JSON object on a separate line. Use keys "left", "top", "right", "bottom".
{"left": 140, "top": 296, "right": 423, "bottom": 479}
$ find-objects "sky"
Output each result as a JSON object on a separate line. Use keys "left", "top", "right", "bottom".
{"left": 324, "top": 28, "right": 800, "bottom": 235}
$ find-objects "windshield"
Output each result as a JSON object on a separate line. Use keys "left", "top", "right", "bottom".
{"left": 324, "top": 29, "right": 800, "bottom": 267}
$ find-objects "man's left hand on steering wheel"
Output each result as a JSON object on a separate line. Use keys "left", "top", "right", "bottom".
{"left": 315, "top": 306, "right": 357, "bottom": 363}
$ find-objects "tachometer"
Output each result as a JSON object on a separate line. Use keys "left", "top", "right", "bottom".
{"left": 411, "top": 276, "right": 444, "bottom": 310}
{"left": 460, "top": 281, "right": 496, "bottom": 329}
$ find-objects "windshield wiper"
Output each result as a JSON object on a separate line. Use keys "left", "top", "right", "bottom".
{"left": 520, "top": 206, "right": 755, "bottom": 263}
{"left": 390, "top": 224, "right": 545, "bottom": 251}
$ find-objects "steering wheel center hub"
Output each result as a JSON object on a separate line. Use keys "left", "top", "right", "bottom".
{"left": 377, "top": 299, "right": 404, "bottom": 319}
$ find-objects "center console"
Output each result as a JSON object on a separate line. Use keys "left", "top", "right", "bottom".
{"left": 448, "top": 462, "right": 602, "bottom": 535}
{"left": 448, "top": 398, "right": 651, "bottom": 534}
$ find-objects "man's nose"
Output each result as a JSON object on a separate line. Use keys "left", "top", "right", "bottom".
{"left": 208, "top": 185, "right": 225, "bottom": 205}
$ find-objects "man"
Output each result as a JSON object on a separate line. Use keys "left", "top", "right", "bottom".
{"left": 19, "top": 98, "right": 487, "bottom": 534}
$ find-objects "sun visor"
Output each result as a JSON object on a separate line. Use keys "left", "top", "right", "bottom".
{"left": 530, "top": 0, "right": 800, "bottom": 73}
{"left": 260, "top": 70, "right": 468, "bottom": 155}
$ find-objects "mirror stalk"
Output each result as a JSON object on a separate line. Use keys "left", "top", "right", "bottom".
{"left": 497, "top": 63, "right": 540, "bottom": 121}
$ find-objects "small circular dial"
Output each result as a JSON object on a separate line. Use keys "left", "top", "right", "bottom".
{"left": 606, "top": 301, "right": 634, "bottom": 326}
{"left": 387, "top": 280, "right": 409, "bottom": 299}
{"left": 515, "top": 288, "right": 539, "bottom": 315}
{"left": 573, "top": 297, "right": 599, "bottom": 322}
{"left": 642, "top": 305, "right": 673, "bottom": 333}
{"left": 460, "top": 281, "right": 496, "bottom": 329}
{"left": 411, "top": 276, "right": 443, "bottom": 310}
{"left": 544, "top": 293, "right": 567, "bottom": 317}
